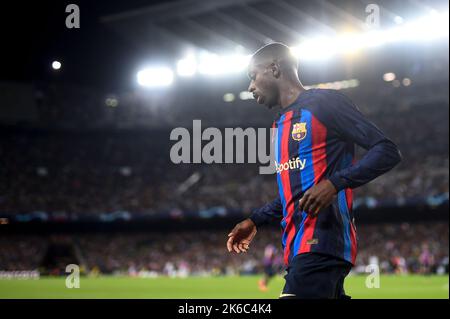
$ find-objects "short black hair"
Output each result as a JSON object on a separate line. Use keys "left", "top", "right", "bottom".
{"left": 251, "top": 42, "right": 298, "bottom": 70}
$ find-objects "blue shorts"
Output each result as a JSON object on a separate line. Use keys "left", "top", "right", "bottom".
{"left": 280, "top": 252, "right": 352, "bottom": 299}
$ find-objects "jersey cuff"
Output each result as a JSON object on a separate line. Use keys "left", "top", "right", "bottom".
{"left": 249, "top": 210, "right": 267, "bottom": 227}
{"left": 328, "top": 175, "right": 348, "bottom": 192}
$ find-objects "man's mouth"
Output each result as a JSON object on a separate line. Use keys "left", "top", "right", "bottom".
{"left": 254, "top": 94, "right": 264, "bottom": 104}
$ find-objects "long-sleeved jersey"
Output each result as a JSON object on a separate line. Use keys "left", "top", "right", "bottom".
{"left": 249, "top": 89, "right": 402, "bottom": 266}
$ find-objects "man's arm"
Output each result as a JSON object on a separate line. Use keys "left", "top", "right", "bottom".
{"left": 324, "top": 91, "right": 402, "bottom": 191}
{"left": 249, "top": 197, "right": 283, "bottom": 227}
{"left": 227, "top": 197, "right": 283, "bottom": 254}
{"left": 299, "top": 91, "right": 402, "bottom": 215}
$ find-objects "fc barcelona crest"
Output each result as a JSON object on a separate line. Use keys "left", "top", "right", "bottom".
{"left": 292, "top": 123, "right": 307, "bottom": 141}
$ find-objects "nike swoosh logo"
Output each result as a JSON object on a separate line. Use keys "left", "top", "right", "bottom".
{"left": 279, "top": 293, "right": 296, "bottom": 298}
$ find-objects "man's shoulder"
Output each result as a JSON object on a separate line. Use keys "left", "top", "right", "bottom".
{"left": 276, "top": 89, "right": 353, "bottom": 122}
{"left": 300, "top": 89, "right": 355, "bottom": 112}
{"left": 301, "top": 88, "right": 350, "bottom": 103}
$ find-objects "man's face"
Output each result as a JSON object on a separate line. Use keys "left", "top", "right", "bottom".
{"left": 247, "top": 60, "right": 279, "bottom": 108}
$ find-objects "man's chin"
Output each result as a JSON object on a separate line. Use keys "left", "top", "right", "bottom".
{"left": 256, "top": 96, "right": 265, "bottom": 105}
{"left": 264, "top": 101, "right": 276, "bottom": 109}
{"left": 255, "top": 97, "right": 275, "bottom": 108}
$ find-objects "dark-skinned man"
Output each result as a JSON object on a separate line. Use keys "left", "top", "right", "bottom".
{"left": 226, "top": 42, "right": 402, "bottom": 299}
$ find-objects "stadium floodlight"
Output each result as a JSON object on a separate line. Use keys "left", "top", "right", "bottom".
{"left": 239, "top": 91, "right": 254, "bottom": 100}
{"left": 394, "top": 16, "right": 404, "bottom": 25}
{"left": 303, "top": 78, "right": 360, "bottom": 90}
{"left": 177, "top": 55, "right": 197, "bottom": 77}
{"left": 52, "top": 61, "right": 61, "bottom": 70}
{"left": 198, "top": 52, "right": 251, "bottom": 75}
{"left": 223, "top": 93, "right": 235, "bottom": 102}
{"left": 383, "top": 72, "right": 396, "bottom": 82}
{"left": 406, "top": 11, "right": 449, "bottom": 41}
{"left": 137, "top": 67, "right": 174, "bottom": 88}
{"left": 105, "top": 97, "right": 119, "bottom": 107}
{"left": 290, "top": 11, "right": 449, "bottom": 62}
{"left": 291, "top": 37, "right": 336, "bottom": 61}
{"left": 197, "top": 52, "right": 221, "bottom": 75}
{"left": 402, "top": 78, "right": 412, "bottom": 86}
{"left": 369, "top": 11, "right": 449, "bottom": 44}
{"left": 335, "top": 33, "right": 365, "bottom": 55}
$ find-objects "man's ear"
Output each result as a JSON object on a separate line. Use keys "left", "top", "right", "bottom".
{"left": 270, "top": 62, "right": 281, "bottom": 79}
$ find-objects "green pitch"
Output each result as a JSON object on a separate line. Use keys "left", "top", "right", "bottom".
{"left": 0, "top": 275, "right": 448, "bottom": 299}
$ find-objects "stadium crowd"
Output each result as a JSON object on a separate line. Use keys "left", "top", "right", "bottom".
{"left": 0, "top": 222, "right": 448, "bottom": 276}
{"left": 1, "top": 68, "right": 448, "bottom": 278}
{"left": 0, "top": 98, "right": 448, "bottom": 219}
{"left": 1, "top": 64, "right": 449, "bottom": 219}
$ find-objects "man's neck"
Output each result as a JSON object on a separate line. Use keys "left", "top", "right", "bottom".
{"left": 279, "top": 81, "right": 305, "bottom": 109}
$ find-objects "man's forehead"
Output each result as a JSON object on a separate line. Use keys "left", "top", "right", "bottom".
{"left": 247, "top": 62, "right": 254, "bottom": 71}
{"left": 247, "top": 60, "right": 256, "bottom": 77}
{"left": 247, "top": 59, "right": 263, "bottom": 75}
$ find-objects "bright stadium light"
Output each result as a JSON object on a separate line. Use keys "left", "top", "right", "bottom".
{"left": 177, "top": 55, "right": 197, "bottom": 77}
{"left": 52, "top": 61, "right": 61, "bottom": 70}
{"left": 197, "top": 52, "right": 221, "bottom": 75}
{"left": 407, "top": 11, "right": 449, "bottom": 41}
{"left": 105, "top": 97, "right": 119, "bottom": 107}
{"left": 383, "top": 72, "right": 396, "bottom": 82}
{"left": 223, "top": 93, "right": 235, "bottom": 102}
{"left": 137, "top": 67, "right": 174, "bottom": 87}
{"left": 373, "top": 11, "right": 449, "bottom": 44}
{"left": 290, "top": 11, "right": 449, "bottom": 62}
{"left": 335, "top": 33, "right": 365, "bottom": 55}
{"left": 394, "top": 16, "right": 404, "bottom": 25}
{"left": 402, "top": 78, "right": 412, "bottom": 86}
{"left": 239, "top": 91, "right": 254, "bottom": 100}
{"left": 133, "top": 11, "right": 448, "bottom": 83}
{"left": 198, "top": 52, "right": 251, "bottom": 75}
{"left": 303, "top": 78, "right": 360, "bottom": 90}
{"left": 291, "top": 37, "right": 336, "bottom": 61}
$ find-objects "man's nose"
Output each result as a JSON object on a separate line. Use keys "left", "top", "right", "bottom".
{"left": 248, "top": 83, "right": 255, "bottom": 93}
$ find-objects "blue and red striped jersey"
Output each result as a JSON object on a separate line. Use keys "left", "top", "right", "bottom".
{"left": 250, "top": 89, "right": 402, "bottom": 266}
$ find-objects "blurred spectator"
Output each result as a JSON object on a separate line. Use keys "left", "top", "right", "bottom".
{"left": 0, "top": 222, "right": 447, "bottom": 276}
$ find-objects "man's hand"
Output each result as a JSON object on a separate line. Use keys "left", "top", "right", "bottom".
{"left": 227, "top": 218, "right": 257, "bottom": 254}
{"left": 299, "top": 179, "right": 337, "bottom": 217}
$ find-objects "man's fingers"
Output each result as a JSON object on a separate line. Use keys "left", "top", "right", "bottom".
{"left": 299, "top": 195, "right": 307, "bottom": 211}
{"left": 309, "top": 210, "right": 318, "bottom": 218}
{"left": 227, "top": 236, "right": 234, "bottom": 252}
{"left": 240, "top": 239, "right": 250, "bottom": 250}
{"left": 302, "top": 196, "right": 315, "bottom": 213}
{"left": 299, "top": 193, "right": 311, "bottom": 211}
{"left": 308, "top": 201, "right": 320, "bottom": 215}
{"left": 227, "top": 224, "right": 253, "bottom": 253}
{"left": 312, "top": 206, "right": 320, "bottom": 217}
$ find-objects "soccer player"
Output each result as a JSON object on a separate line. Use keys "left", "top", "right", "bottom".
{"left": 258, "top": 244, "right": 278, "bottom": 292}
{"left": 226, "top": 43, "right": 402, "bottom": 299}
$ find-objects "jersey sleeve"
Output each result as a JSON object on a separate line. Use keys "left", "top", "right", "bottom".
{"left": 249, "top": 197, "right": 283, "bottom": 227}
{"left": 315, "top": 91, "right": 402, "bottom": 191}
